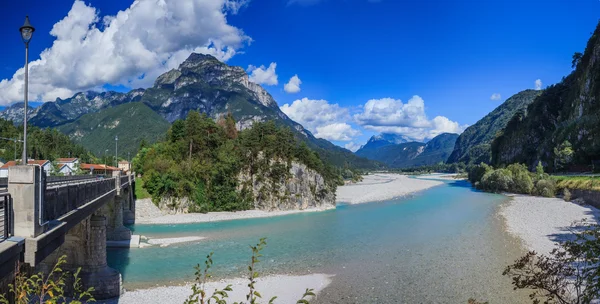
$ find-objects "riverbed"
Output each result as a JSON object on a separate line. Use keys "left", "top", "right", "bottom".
{"left": 107, "top": 178, "right": 530, "bottom": 303}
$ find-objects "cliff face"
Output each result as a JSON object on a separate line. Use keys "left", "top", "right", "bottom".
{"left": 156, "top": 160, "right": 335, "bottom": 214}
{"left": 492, "top": 22, "right": 600, "bottom": 171}
{"left": 238, "top": 161, "right": 335, "bottom": 211}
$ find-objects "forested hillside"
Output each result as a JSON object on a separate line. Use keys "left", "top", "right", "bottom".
{"left": 0, "top": 118, "right": 92, "bottom": 163}
{"left": 447, "top": 90, "right": 541, "bottom": 165}
{"left": 492, "top": 22, "right": 600, "bottom": 172}
{"left": 133, "top": 111, "right": 340, "bottom": 213}
{"left": 58, "top": 102, "right": 171, "bottom": 157}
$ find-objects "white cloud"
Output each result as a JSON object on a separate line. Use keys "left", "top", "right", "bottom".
{"left": 247, "top": 63, "right": 278, "bottom": 86}
{"left": 490, "top": 93, "right": 501, "bottom": 101}
{"left": 0, "top": 0, "right": 250, "bottom": 105}
{"left": 344, "top": 142, "right": 362, "bottom": 152}
{"left": 353, "top": 96, "right": 467, "bottom": 141}
{"left": 315, "top": 123, "right": 361, "bottom": 141}
{"left": 535, "top": 79, "right": 543, "bottom": 90}
{"left": 280, "top": 98, "right": 360, "bottom": 142}
{"left": 284, "top": 75, "right": 302, "bottom": 93}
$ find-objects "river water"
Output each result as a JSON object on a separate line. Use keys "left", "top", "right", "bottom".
{"left": 107, "top": 179, "right": 529, "bottom": 303}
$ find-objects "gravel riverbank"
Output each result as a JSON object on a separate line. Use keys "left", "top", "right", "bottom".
{"left": 336, "top": 173, "right": 444, "bottom": 204}
{"left": 500, "top": 194, "right": 600, "bottom": 255}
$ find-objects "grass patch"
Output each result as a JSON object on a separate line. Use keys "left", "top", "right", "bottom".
{"left": 135, "top": 178, "right": 151, "bottom": 199}
{"left": 553, "top": 175, "right": 600, "bottom": 191}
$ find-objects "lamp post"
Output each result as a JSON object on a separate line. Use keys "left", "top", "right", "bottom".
{"left": 104, "top": 149, "right": 108, "bottom": 175}
{"left": 115, "top": 135, "right": 118, "bottom": 169}
{"left": 19, "top": 16, "right": 35, "bottom": 165}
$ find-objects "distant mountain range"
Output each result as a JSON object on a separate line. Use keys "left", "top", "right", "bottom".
{"left": 0, "top": 53, "right": 380, "bottom": 169}
{"left": 356, "top": 133, "right": 458, "bottom": 168}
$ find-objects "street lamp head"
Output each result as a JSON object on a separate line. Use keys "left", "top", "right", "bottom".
{"left": 19, "top": 16, "right": 35, "bottom": 45}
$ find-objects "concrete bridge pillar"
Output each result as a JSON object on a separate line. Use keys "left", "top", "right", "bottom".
{"left": 43, "top": 214, "right": 122, "bottom": 300}
{"left": 8, "top": 166, "right": 43, "bottom": 238}
{"left": 123, "top": 180, "right": 135, "bottom": 225}
{"left": 104, "top": 193, "right": 131, "bottom": 241}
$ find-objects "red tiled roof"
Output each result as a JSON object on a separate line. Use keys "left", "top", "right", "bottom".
{"left": 57, "top": 158, "right": 78, "bottom": 163}
{"left": 1, "top": 160, "right": 49, "bottom": 169}
{"left": 80, "top": 163, "right": 121, "bottom": 171}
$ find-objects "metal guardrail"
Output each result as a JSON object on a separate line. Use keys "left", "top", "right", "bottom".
{"left": 43, "top": 177, "right": 116, "bottom": 223}
{"left": 0, "top": 174, "right": 108, "bottom": 188}
{"left": 0, "top": 193, "right": 12, "bottom": 241}
{"left": 120, "top": 175, "right": 130, "bottom": 188}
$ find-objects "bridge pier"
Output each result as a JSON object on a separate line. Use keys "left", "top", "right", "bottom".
{"left": 104, "top": 194, "right": 131, "bottom": 241}
{"left": 123, "top": 174, "right": 135, "bottom": 225}
{"left": 42, "top": 214, "right": 122, "bottom": 299}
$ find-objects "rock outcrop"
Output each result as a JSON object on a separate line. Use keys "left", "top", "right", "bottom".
{"left": 238, "top": 161, "right": 335, "bottom": 211}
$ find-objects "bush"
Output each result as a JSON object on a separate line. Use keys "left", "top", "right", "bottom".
{"left": 534, "top": 179, "right": 556, "bottom": 198}
{"left": 507, "top": 164, "right": 534, "bottom": 194}
{"left": 468, "top": 163, "right": 492, "bottom": 184}
{"left": 503, "top": 222, "right": 600, "bottom": 304}
{"left": 0, "top": 256, "right": 94, "bottom": 304}
{"left": 563, "top": 188, "right": 572, "bottom": 201}
{"left": 480, "top": 169, "right": 514, "bottom": 193}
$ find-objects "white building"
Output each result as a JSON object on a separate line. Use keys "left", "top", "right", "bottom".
{"left": 0, "top": 160, "right": 52, "bottom": 178}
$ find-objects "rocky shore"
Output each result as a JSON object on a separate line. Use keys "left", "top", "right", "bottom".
{"left": 500, "top": 194, "right": 600, "bottom": 255}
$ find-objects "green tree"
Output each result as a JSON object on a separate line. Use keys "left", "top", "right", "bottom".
{"left": 572, "top": 52, "right": 583, "bottom": 69}
{"left": 554, "top": 140, "right": 574, "bottom": 172}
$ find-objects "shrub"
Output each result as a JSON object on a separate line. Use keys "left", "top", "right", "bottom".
{"left": 184, "top": 238, "right": 316, "bottom": 304}
{"left": 503, "top": 222, "right": 600, "bottom": 304}
{"left": 468, "top": 163, "right": 492, "bottom": 184}
{"left": 0, "top": 255, "right": 94, "bottom": 304}
{"left": 480, "top": 169, "right": 514, "bottom": 193}
{"left": 563, "top": 188, "right": 572, "bottom": 201}
{"left": 534, "top": 179, "right": 556, "bottom": 198}
{"left": 507, "top": 164, "right": 534, "bottom": 194}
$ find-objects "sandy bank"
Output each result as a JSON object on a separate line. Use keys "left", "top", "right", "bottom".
{"left": 136, "top": 198, "right": 335, "bottom": 225}
{"left": 101, "top": 273, "right": 333, "bottom": 304}
{"left": 414, "top": 173, "right": 466, "bottom": 181}
{"left": 336, "top": 173, "right": 443, "bottom": 204}
{"left": 500, "top": 195, "right": 600, "bottom": 255}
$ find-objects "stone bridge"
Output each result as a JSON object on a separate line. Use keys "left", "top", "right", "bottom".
{"left": 0, "top": 165, "right": 136, "bottom": 299}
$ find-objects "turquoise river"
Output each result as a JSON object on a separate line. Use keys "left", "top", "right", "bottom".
{"left": 107, "top": 179, "right": 530, "bottom": 303}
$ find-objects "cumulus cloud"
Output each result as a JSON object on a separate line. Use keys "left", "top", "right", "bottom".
{"left": 280, "top": 98, "right": 360, "bottom": 141}
{"left": 284, "top": 75, "right": 302, "bottom": 93}
{"left": 344, "top": 142, "right": 362, "bottom": 152}
{"left": 0, "top": 0, "right": 251, "bottom": 105}
{"left": 535, "top": 79, "right": 543, "bottom": 90}
{"left": 315, "top": 123, "right": 361, "bottom": 141}
{"left": 353, "top": 96, "right": 467, "bottom": 141}
{"left": 490, "top": 93, "right": 501, "bottom": 101}
{"left": 247, "top": 63, "right": 278, "bottom": 86}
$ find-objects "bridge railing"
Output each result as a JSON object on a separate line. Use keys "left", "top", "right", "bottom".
{"left": 0, "top": 193, "right": 12, "bottom": 241}
{"left": 43, "top": 177, "right": 116, "bottom": 223}
{"left": 120, "top": 175, "right": 130, "bottom": 188}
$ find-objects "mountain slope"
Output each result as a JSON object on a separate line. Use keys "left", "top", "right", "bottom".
{"left": 492, "top": 22, "right": 600, "bottom": 171}
{"left": 57, "top": 102, "right": 171, "bottom": 158}
{"left": 446, "top": 89, "right": 541, "bottom": 165}
{"left": 1, "top": 53, "right": 378, "bottom": 169}
{"left": 356, "top": 133, "right": 458, "bottom": 168}
{"left": 355, "top": 133, "right": 409, "bottom": 158}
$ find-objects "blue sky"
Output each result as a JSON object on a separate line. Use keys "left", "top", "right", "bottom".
{"left": 0, "top": 0, "right": 599, "bottom": 150}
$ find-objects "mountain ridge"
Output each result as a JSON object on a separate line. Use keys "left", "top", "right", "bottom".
{"left": 0, "top": 53, "right": 379, "bottom": 169}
